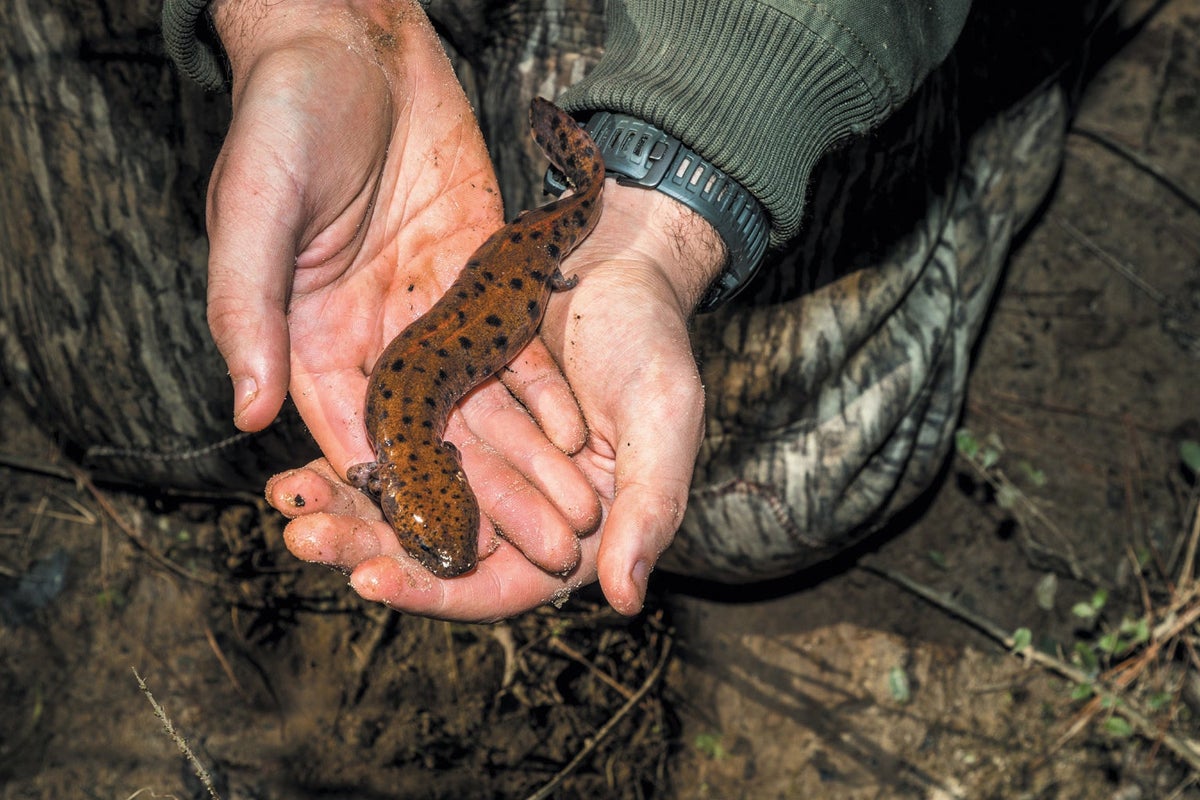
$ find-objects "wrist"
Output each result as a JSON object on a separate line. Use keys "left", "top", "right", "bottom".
{"left": 545, "top": 110, "right": 768, "bottom": 311}
{"left": 595, "top": 181, "right": 728, "bottom": 316}
{"left": 209, "top": 0, "right": 427, "bottom": 88}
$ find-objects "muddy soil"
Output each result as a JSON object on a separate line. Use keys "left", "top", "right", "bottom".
{"left": 2, "top": 4, "right": 1198, "bottom": 799}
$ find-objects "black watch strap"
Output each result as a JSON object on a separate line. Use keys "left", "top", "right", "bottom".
{"left": 545, "top": 111, "right": 769, "bottom": 312}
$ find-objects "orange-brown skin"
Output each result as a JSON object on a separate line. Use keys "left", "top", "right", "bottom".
{"left": 348, "top": 97, "right": 604, "bottom": 577}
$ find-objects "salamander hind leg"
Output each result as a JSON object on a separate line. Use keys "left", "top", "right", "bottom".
{"left": 347, "top": 461, "right": 381, "bottom": 497}
{"left": 550, "top": 268, "right": 577, "bottom": 291}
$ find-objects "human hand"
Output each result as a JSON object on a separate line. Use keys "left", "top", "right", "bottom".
{"left": 206, "top": 0, "right": 597, "bottom": 568}
{"left": 269, "top": 182, "right": 726, "bottom": 619}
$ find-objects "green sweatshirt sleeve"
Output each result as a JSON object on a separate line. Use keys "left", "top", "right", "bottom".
{"left": 559, "top": 0, "right": 972, "bottom": 247}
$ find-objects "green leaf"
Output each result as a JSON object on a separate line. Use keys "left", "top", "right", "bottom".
{"left": 1072, "top": 602, "right": 1098, "bottom": 621}
{"left": 1090, "top": 589, "right": 1109, "bottom": 610}
{"left": 1120, "top": 617, "right": 1149, "bottom": 647}
{"left": 1098, "top": 632, "right": 1120, "bottom": 654}
{"left": 1103, "top": 716, "right": 1133, "bottom": 737}
{"left": 996, "top": 484, "right": 1020, "bottom": 510}
{"left": 693, "top": 733, "right": 727, "bottom": 760}
{"left": 1073, "top": 642, "right": 1099, "bottom": 675}
{"left": 888, "top": 666, "right": 912, "bottom": 704}
{"left": 1011, "top": 627, "right": 1033, "bottom": 652}
{"left": 1147, "top": 692, "right": 1173, "bottom": 712}
{"left": 1070, "top": 682, "right": 1095, "bottom": 701}
{"left": 927, "top": 550, "right": 948, "bottom": 569}
{"left": 1019, "top": 460, "right": 1048, "bottom": 487}
{"left": 955, "top": 430, "right": 979, "bottom": 459}
{"left": 1181, "top": 440, "right": 1200, "bottom": 476}
{"left": 1035, "top": 573, "right": 1058, "bottom": 611}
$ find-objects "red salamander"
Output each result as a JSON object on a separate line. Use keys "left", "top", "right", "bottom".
{"left": 348, "top": 97, "right": 604, "bottom": 577}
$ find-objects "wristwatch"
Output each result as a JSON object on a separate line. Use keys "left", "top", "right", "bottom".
{"left": 545, "top": 111, "right": 769, "bottom": 312}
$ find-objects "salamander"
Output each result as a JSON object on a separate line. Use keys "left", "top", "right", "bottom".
{"left": 347, "top": 97, "right": 604, "bottom": 577}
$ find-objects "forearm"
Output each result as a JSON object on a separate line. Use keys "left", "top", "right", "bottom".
{"left": 560, "top": 0, "right": 973, "bottom": 247}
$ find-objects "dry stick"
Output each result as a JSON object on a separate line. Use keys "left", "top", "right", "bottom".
{"left": 73, "top": 468, "right": 223, "bottom": 588}
{"left": 1053, "top": 217, "right": 1172, "bottom": 309}
{"left": 1070, "top": 127, "right": 1200, "bottom": 216}
{"left": 857, "top": 562, "right": 1200, "bottom": 773}
{"left": 202, "top": 622, "right": 247, "bottom": 700}
{"left": 548, "top": 636, "right": 637, "bottom": 701}
{"left": 523, "top": 635, "right": 673, "bottom": 800}
{"left": 132, "top": 667, "right": 221, "bottom": 800}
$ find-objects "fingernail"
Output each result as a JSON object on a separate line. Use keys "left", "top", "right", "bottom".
{"left": 631, "top": 559, "right": 651, "bottom": 606}
{"left": 232, "top": 376, "right": 258, "bottom": 424}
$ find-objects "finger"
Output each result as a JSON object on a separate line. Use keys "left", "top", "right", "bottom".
{"left": 288, "top": 366, "right": 376, "bottom": 476}
{"left": 446, "top": 409, "right": 587, "bottom": 575}
{"left": 459, "top": 381, "right": 601, "bottom": 535}
{"left": 349, "top": 537, "right": 601, "bottom": 623}
{"left": 594, "top": 381, "right": 705, "bottom": 616}
{"left": 266, "top": 460, "right": 368, "bottom": 520}
{"left": 500, "top": 337, "right": 587, "bottom": 454}
{"left": 205, "top": 138, "right": 302, "bottom": 432}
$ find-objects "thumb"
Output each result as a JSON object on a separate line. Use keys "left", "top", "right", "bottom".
{"left": 204, "top": 139, "right": 300, "bottom": 432}
{"left": 596, "top": 379, "right": 705, "bottom": 616}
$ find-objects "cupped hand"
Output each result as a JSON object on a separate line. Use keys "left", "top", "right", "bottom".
{"left": 269, "top": 182, "right": 726, "bottom": 619}
{"left": 205, "top": 1, "right": 596, "bottom": 568}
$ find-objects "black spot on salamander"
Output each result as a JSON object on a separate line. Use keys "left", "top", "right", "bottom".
{"left": 401, "top": 414, "right": 413, "bottom": 424}
{"left": 465, "top": 364, "right": 477, "bottom": 378}
{"left": 458, "top": 336, "right": 473, "bottom": 350}
{"left": 482, "top": 270, "right": 495, "bottom": 282}
{"left": 473, "top": 281, "right": 486, "bottom": 294}
{"left": 435, "top": 348, "right": 450, "bottom": 358}
{"left": 381, "top": 388, "right": 393, "bottom": 399}
{"left": 510, "top": 277, "right": 524, "bottom": 290}
{"left": 456, "top": 289, "right": 469, "bottom": 299}
{"left": 510, "top": 231, "right": 524, "bottom": 244}
{"left": 573, "top": 209, "right": 587, "bottom": 227}
{"left": 421, "top": 419, "right": 433, "bottom": 428}
{"left": 530, "top": 269, "right": 546, "bottom": 283}
{"left": 456, "top": 309, "right": 467, "bottom": 323}
{"left": 424, "top": 397, "right": 437, "bottom": 408}
{"left": 547, "top": 242, "right": 562, "bottom": 259}
{"left": 527, "top": 299, "right": 539, "bottom": 320}
{"left": 529, "top": 229, "right": 542, "bottom": 240}
{"left": 485, "top": 314, "right": 502, "bottom": 327}
{"left": 493, "top": 334, "right": 509, "bottom": 349}
{"left": 390, "top": 358, "right": 405, "bottom": 372}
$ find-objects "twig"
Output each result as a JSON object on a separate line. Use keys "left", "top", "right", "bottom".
{"left": 1053, "top": 217, "right": 1172, "bottom": 308}
{"left": 132, "top": 668, "right": 221, "bottom": 800}
{"left": 523, "top": 634, "right": 673, "bottom": 800}
{"left": 858, "top": 562, "right": 1200, "bottom": 773}
{"left": 549, "top": 636, "right": 636, "bottom": 701}
{"left": 1070, "top": 127, "right": 1200, "bottom": 216}
{"left": 76, "top": 470, "right": 222, "bottom": 588}
{"left": 202, "top": 623, "right": 246, "bottom": 700}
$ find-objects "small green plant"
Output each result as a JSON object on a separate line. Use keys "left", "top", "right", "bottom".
{"left": 1180, "top": 439, "right": 1200, "bottom": 476}
{"left": 693, "top": 732, "right": 727, "bottom": 761}
{"left": 887, "top": 665, "right": 912, "bottom": 704}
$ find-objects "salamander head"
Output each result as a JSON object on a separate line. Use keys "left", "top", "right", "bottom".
{"left": 377, "top": 464, "right": 479, "bottom": 578}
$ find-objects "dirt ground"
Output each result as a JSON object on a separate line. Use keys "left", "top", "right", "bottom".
{"left": 2, "top": 3, "right": 1198, "bottom": 799}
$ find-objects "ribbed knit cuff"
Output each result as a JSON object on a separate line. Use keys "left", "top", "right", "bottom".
{"left": 161, "top": 0, "right": 230, "bottom": 92}
{"left": 559, "top": 0, "right": 902, "bottom": 248}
